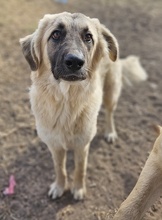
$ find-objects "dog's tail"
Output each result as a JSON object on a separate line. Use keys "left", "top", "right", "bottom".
{"left": 121, "top": 55, "right": 148, "bottom": 86}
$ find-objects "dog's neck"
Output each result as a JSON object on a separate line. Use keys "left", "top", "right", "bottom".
{"left": 31, "top": 70, "right": 98, "bottom": 103}
{"left": 58, "top": 80, "right": 91, "bottom": 97}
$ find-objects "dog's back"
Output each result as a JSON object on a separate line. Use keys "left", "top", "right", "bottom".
{"left": 114, "top": 126, "right": 162, "bottom": 220}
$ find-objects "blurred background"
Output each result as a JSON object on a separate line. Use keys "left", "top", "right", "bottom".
{"left": 0, "top": 0, "right": 162, "bottom": 219}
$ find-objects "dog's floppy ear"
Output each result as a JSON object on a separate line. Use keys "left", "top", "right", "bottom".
{"left": 19, "top": 34, "right": 38, "bottom": 71}
{"left": 100, "top": 24, "right": 119, "bottom": 62}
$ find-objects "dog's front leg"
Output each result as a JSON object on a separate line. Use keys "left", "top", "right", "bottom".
{"left": 48, "top": 147, "right": 68, "bottom": 199}
{"left": 72, "top": 143, "right": 90, "bottom": 200}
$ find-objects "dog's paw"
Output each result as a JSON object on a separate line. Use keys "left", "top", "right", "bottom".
{"left": 48, "top": 182, "right": 65, "bottom": 199}
{"left": 104, "top": 132, "right": 118, "bottom": 143}
{"left": 71, "top": 187, "right": 86, "bottom": 200}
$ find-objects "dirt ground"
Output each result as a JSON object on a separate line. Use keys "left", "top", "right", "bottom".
{"left": 0, "top": 0, "right": 162, "bottom": 219}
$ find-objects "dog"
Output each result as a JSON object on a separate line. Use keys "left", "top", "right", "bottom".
{"left": 113, "top": 125, "right": 162, "bottom": 220}
{"left": 20, "top": 12, "right": 147, "bottom": 200}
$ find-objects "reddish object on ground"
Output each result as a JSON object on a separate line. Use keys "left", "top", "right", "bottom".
{"left": 3, "top": 175, "right": 16, "bottom": 195}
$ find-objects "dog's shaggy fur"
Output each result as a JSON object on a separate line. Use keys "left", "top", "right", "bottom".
{"left": 20, "top": 12, "right": 147, "bottom": 200}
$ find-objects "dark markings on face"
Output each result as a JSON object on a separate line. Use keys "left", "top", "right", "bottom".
{"left": 47, "top": 16, "right": 95, "bottom": 81}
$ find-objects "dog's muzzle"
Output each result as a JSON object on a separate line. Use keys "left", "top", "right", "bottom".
{"left": 61, "top": 53, "right": 86, "bottom": 81}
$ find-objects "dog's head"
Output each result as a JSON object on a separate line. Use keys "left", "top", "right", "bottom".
{"left": 20, "top": 12, "right": 118, "bottom": 82}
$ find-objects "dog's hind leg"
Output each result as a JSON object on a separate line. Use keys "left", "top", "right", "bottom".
{"left": 103, "top": 102, "right": 118, "bottom": 143}
{"left": 48, "top": 147, "right": 68, "bottom": 199}
{"left": 103, "top": 64, "right": 122, "bottom": 143}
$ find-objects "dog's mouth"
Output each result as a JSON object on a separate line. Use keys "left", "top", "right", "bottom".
{"left": 52, "top": 65, "right": 87, "bottom": 82}
{"left": 61, "top": 74, "right": 86, "bottom": 81}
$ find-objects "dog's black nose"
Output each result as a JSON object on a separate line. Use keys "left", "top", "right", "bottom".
{"left": 64, "top": 54, "right": 85, "bottom": 71}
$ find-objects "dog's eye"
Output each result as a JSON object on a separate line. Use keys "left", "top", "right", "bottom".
{"left": 51, "top": 30, "right": 61, "bottom": 40}
{"left": 84, "top": 33, "right": 92, "bottom": 43}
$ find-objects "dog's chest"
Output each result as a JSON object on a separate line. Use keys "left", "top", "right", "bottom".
{"left": 30, "top": 84, "right": 92, "bottom": 147}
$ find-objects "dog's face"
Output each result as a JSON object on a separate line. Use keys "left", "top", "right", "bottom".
{"left": 20, "top": 12, "right": 118, "bottom": 82}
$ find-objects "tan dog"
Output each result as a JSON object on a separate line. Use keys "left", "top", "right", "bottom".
{"left": 114, "top": 125, "right": 162, "bottom": 220}
{"left": 20, "top": 12, "right": 147, "bottom": 200}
